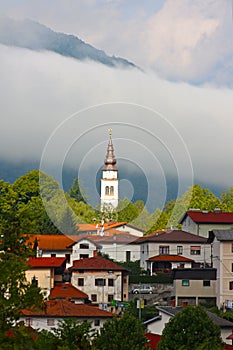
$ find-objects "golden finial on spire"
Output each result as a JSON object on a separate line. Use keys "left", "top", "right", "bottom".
{"left": 108, "top": 128, "right": 112, "bottom": 137}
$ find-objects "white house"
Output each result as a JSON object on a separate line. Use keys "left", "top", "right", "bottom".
{"left": 20, "top": 299, "right": 114, "bottom": 333}
{"left": 133, "top": 229, "right": 211, "bottom": 271}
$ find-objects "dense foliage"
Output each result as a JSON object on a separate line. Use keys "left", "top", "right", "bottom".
{"left": 0, "top": 170, "right": 233, "bottom": 235}
{"left": 157, "top": 305, "right": 224, "bottom": 350}
{"left": 93, "top": 312, "right": 147, "bottom": 350}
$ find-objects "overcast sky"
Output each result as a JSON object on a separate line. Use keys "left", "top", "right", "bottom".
{"left": 0, "top": 0, "right": 233, "bottom": 210}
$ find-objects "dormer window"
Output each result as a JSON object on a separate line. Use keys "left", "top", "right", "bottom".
{"left": 80, "top": 243, "right": 89, "bottom": 249}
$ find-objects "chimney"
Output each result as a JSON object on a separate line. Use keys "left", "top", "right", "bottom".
{"left": 93, "top": 250, "right": 98, "bottom": 257}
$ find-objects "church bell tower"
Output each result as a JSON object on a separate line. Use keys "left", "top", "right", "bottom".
{"left": 100, "top": 129, "right": 119, "bottom": 210}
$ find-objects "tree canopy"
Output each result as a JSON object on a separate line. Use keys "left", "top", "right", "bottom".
{"left": 157, "top": 305, "right": 224, "bottom": 350}
{"left": 93, "top": 312, "right": 146, "bottom": 350}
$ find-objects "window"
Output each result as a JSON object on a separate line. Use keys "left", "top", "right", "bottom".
{"left": 203, "top": 280, "right": 210, "bottom": 287}
{"left": 65, "top": 253, "right": 70, "bottom": 263}
{"left": 159, "top": 246, "right": 169, "bottom": 255}
{"left": 108, "top": 294, "right": 114, "bottom": 302}
{"left": 182, "top": 280, "right": 190, "bottom": 286}
{"left": 105, "top": 186, "right": 109, "bottom": 195}
{"left": 80, "top": 254, "right": 89, "bottom": 259}
{"left": 177, "top": 246, "right": 183, "bottom": 255}
{"left": 229, "top": 281, "right": 233, "bottom": 290}
{"left": 110, "top": 186, "right": 114, "bottom": 195}
{"left": 80, "top": 243, "right": 89, "bottom": 249}
{"left": 78, "top": 278, "right": 84, "bottom": 286}
{"left": 190, "top": 246, "right": 201, "bottom": 255}
{"left": 123, "top": 278, "right": 127, "bottom": 284}
{"left": 31, "top": 276, "right": 38, "bottom": 287}
{"left": 47, "top": 319, "right": 55, "bottom": 326}
{"left": 94, "top": 319, "right": 100, "bottom": 327}
{"left": 95, "top": 278, "right": 106, "bottom": 286}
{"left": 126, "top": 251, "right": 131, "bottom": 262}
{"left": 51, "top": 253, "right": 56, "bottom": 257}
{"left": 108, "top": 279, "right": 114, "bottom": 287}
{"left": 91, "top": 294, "right": 97, "bottom": 302}
{"left": 232, "top": 243, "right": 233, "bottom": 253}
{"left": 25, "top": 318, "right": 32, "bottom": 326}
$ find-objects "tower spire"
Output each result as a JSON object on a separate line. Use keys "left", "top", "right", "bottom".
{"left": 100, "top": 129, "right": 119, "bottom": 210}
{"left": 103, "top": 128, "right": 117, "bottom": 170}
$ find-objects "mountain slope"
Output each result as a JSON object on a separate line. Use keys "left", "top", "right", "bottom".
{"left": 0, "top": 16, "right": 137, "bottom": 68}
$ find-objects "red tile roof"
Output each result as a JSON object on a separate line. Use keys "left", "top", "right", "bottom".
{"left": 49, "top": 283, "right": 88, "bottom": 300}
{"left": 21, "top": 299, "right": 115, "bottom": 318}
{"left": 25, "top": 257, "right": 66, "bottom": 268}
{"left": 145, "top": 333, "right": 161, "bottom": 349}
{"left": 148, "top": 255, "right": 194, "bottom": 262}
{"left": 26, "top": 235, "right": 74, "bottom": 251}
{"left": 133, "top": 230, "right": 207, "bottom": 244}
{"left": 180, "top": 211, "right": 233, "bottom": 224}
{"left": 70, "top": 255, "right": 127, "bottom": 271}
{"left": 225, "top": 345, "right": 233, "bottom": 350}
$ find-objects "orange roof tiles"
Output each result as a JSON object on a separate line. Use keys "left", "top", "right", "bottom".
{"left": 21, "top": 299, "right": 115, "bottom": 318}
{"left": 26, "top": 234, "right": 75, "bottom": 251}
{"left": 49, "top": 283, "right": 88, "bottom": 300}
{"left": 77, "top": 222, "right": 127, "bottom": 232}
{"left": 148, "top": 255, "right": 194, "bottom": 262}
{"left": 71, "top": 255, "right": 127, "bottom": 271}
{"left": 25, "top": 257, "right": 66, "bottom": 268}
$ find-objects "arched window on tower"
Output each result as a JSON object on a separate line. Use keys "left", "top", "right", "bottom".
{"left": 110, "top": 186, "right": 114, "bottom": 195}
{"left": 105, "top": 186, "right": 109, "bottom": 195}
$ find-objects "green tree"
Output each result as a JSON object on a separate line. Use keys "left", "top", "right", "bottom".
{"left": 117, "top": 198, "right": 139, "bottom": 223}
{"left": 70, "top": 178, "right": 87, "bottom": 203}
{"left": 59, "top": 207, "right": 77, "bottom": 235}
{"left": 53, "top": 318, "right": 93, "bottom": 350}
{"left": 220, "top": 187, "right": 233, "bottom": 211}
{"left": 157, "top": 305, "right": 224, "bottom": 350}
{"left": 0, "top": 182, "right": 43, "bottom": 340}
{"left": 93, "top": 312, "right": 146, "bottom": 350}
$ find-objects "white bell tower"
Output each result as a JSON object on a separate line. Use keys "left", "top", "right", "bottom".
{"left": 100, "top": 129, "right": 119, "bottom": 210}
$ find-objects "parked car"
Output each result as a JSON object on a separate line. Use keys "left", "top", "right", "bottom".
{"left": 132, "top": 285, "right": 153, "bottom": 294}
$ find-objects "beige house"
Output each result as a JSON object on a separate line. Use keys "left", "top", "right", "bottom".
{"left": 208, "top": 230, "right": 233, "bottom": 309}
{"left": 172, "top": 268, "right": 217, "bottom": 306}
{"left": 25, "top": 257, "right": 67, "bottom": 297}
{"left": 180, "top": 210, "right": 233, "bottom": 238}
{"left": 70, "top": 255, "right": 129, "bottom": 308}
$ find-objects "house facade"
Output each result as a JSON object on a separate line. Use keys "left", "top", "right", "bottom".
{"left": 172, "top": 268, "right": 217, "bottom": 306}
{"left": 20, "top": 299, "right": 114, "bottom": 333}
{"left": 208, "top": 230, "right": 233, "bottom": 309}
{"left": 147, "top": 255, "right": 194, "bottom": 275}
{"left": 70, "top": 255, "right": 129, "bottom": 307}
{"left": 180, "top": 210, "right": 233, "bottom": 238}
{"left": 88, "top": 233, "right": 140, "bottom": 262}
{"left": 133, "top": 230, "right": 211, "bottom": 271}
{"left": 25, "top": 257, "right": 67, "bottom": 297}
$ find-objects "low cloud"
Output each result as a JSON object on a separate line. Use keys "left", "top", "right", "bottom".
{"left": 0, "top": 44, "right": 233, "bottom": 198}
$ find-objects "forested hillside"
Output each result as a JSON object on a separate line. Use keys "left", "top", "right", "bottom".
{"left": 0, "top": 170, "right": 233, "bottom": 235}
